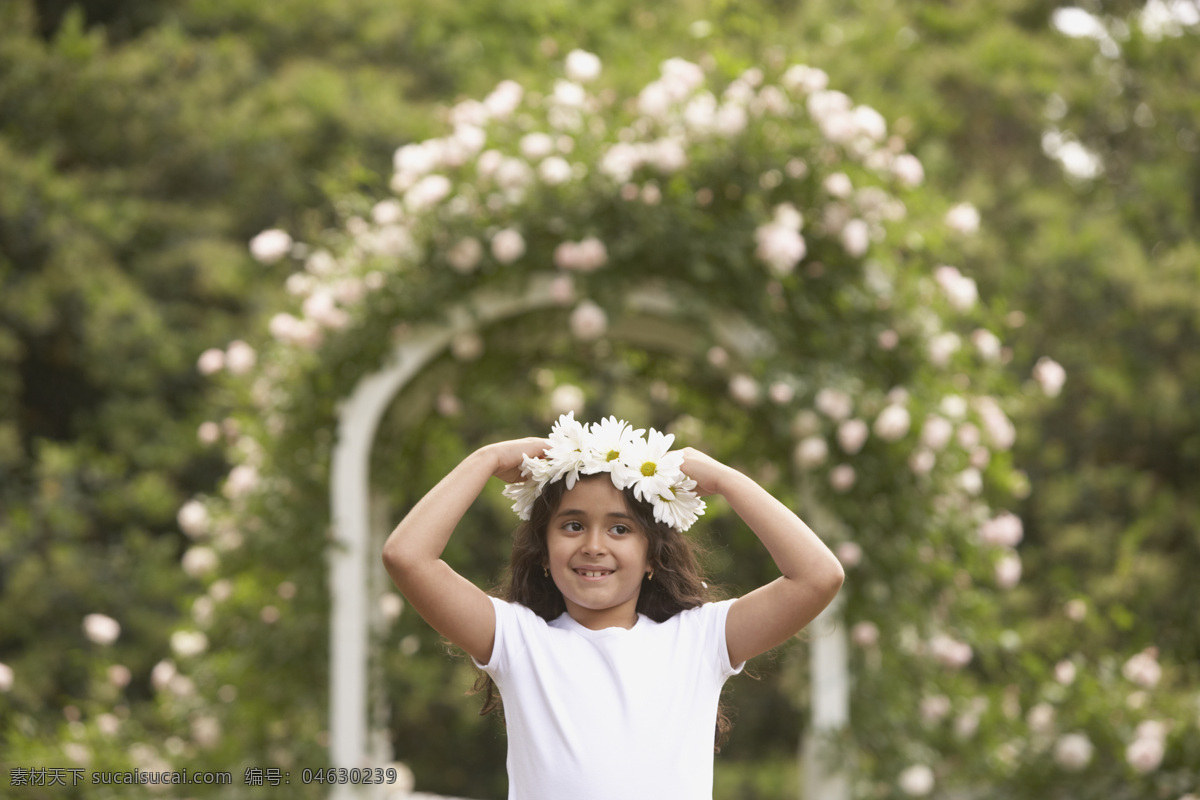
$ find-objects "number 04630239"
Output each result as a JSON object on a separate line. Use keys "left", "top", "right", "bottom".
{"left": 301, "top": 767, "right": 399, "bottom": 785}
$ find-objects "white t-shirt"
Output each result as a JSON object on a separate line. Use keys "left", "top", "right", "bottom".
{"left": 476, "top": 595, "right": 744, "bottom": 800}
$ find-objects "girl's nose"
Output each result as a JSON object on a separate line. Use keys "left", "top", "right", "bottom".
{"left": 581, "top": 529, "right": 607, "bottom": 555}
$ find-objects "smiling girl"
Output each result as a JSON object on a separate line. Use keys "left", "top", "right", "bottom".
{"left": 382, "top": 414, "right": 844, "bottom": 799}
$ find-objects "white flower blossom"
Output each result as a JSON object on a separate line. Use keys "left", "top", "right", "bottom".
{"left": 1027, "top": 702, "right": 1055, "bottom": 734}
{"left": 564, "top": 49, "right": 602, "bottom": 82}
{"left": 714, "top": 103, "right": 748, "bottom": 137}
{"left": 840, "top": 219, "right": 871, "bottom": 257}
{"left": 929, "top": 633, "right": 973, "bottom": 669}
{"left": 768, "top": 381, "right": 795, "bottom": 405}
{"left": 197, "top": 348, "right": 224, "bottom": 375}
{"left": 1055, "top": 660, "right": 1077, "bottom": 685}
{"left": 223, "top": 464, "right": 260, "bottom": 498}
{"left": 542, "top": 412, "right": 590, "bottom": 489}
{"left": 823, "top": 172, "right": 853, "bottom": 198}
{"left": 583, "top": 416, "right": 645, "bottom": 476}
{"left": 920, "top": 415, "right": 954, "bottom": 451}
{"left": 182, "top": 546, "right": 219, "bottom": 578}
{"left": 837, "top": 419, "right": 869, "bottom": 454}
{"left": 303, "top": 290, "right": 350, "bottom": 330}
{"left": 921, "top": 695, "right": 952, "bottom": 723}
{"left": 976, "top": 396, "right": 1016, "bottom": 450}
{"left": 794, "top": 436, "right": 829, "bottom": 469}
{"left": 851, "top": 621, "right": 879, "bottom": 647}
{"left": 552, "top": 80, "right": 587, "bottom": 108}
{"left": 177, "top": 500, "right": 210, "bottom": 539}
{"left": 893, "top": 153, "right": 925, "bottom": 186}
{"left": 830, "top": 464, "right": 857, "bottom": 492}
{"left": 170, "top": 630, "right": 209, "bottom": 658}
{"left": 249, "top": 229, "right": 293, "bottom": 264}
{"left": 781, "top": 64, "right": 828, "bottom": 94}
{"left": 483, "top": 80, "right": 524, "bottom": 118}
{"left": 995, "top": 552, "right": 1022, "bottom": 589}
{"left": 569, "top": 300, "right": 608, "bottom": 341}
{"left": 815, "top": 388, "right": 854, "bottom": 421}
{"left": 650, "top": 480, "right": 707, "bottom": 531}
{"left": 934, "top": 265, "right": 978, "bottom": 311}
{"left": 928, "top": 332, "right": 962, "bottom": 367}
{"left": 898, "top": 764, "right": 935, "bottom": 796}
{"left": 836, "top": 541, "right": 863, "bottom": 567}
{"left": 501, "top": 479, "right": 541, "bottom": 520}
{"left": 554, "top": 237, "right": 608, "bottom": 271}
{"left": 615, "top": 428, "right": 682, "bottom": 502}
{"left": 446, "top": 238, "right": 483, "bottom": 273}
{"left": 1033, "top": 356, "right": 1067, "bottom": 397}
{"left": 83, "top": 614, "right": 121, "bottom": 646}
{"left": 404, "top": 174, "right": 452, "bottom": 211}
{"left": 946, "top": 202, "right": 981, "bottom": 235}
{"left": 519, "top": 132, "right": 556, "bottom": 161}
{"left": 191, "top": 715, "right": 221, "bottom": 749}
{"left": 1123, "top": 649, "right": 1162, "bottom": 688}
{"left": 971, "top": 329, "right": 1002, "bottom": 361}
{"left": 538, "top": 156, "right": 574, "bottom": 185}
{"left": 980, "top": 512, "right": 1024, "bottom": 547}
{"left": 1127, "top": 729, "right": 1165, "bottom": 773}
{"left": 874, "top": 405, "right": 911, "bottom": 441}
{"left": 754, "top": 220, "right": 807, "bottom": 276}
{"left": 225, "top": 340, "right": 256, "bottom": 375}
{"left": 729, "top": 374, "right": 760, "bottom": 406}
{"left": 1055, "top": 733, "right": 1094, "bottom": 770}
{"left": 853, "top": 105, "right": 888, "bottom": 142}
{"left": 491, "top": 228, "right": 526, "bottom": 263}
{"left": 0, "top": 662, "right": 14, "bottom": 692}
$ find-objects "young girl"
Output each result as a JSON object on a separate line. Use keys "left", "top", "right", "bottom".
{"left": 382, "top": 414, "right": 844, "bottom": 799}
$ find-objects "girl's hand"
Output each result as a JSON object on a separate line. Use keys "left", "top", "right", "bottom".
{"left": 677, "top": 447, "right": 735, "bottom": 497}
{"left": 484, "top": 437, "right": 551, "bottom": 483}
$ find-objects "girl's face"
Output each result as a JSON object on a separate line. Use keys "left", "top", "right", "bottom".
{"left": 544, "top": 476, "right": 651, "bottom": 630}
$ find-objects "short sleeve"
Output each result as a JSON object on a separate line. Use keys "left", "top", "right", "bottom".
{"left": 471, "top": 595, "right": 511, "bottom": 674}
{"left": 708, "top": 598, "right": 746, "bottom": 677}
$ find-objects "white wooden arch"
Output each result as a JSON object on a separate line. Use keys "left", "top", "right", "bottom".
{"left": 326, "top": 276, "right": 848, "bottom": 799}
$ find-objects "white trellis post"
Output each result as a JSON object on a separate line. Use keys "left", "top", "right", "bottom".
{"left": 803, "top": 594, "right": 850, "bottom": 800}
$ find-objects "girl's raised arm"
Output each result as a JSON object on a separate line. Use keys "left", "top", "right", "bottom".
{"left": 382, "top": 437, "right": 549, "bottom": 664}
{"left": 679, "top": 448, "right": 845, "bottom": 667}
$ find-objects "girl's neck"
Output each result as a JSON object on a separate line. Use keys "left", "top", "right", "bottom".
{"left": 567, "top": 605, "right": 639, "bottom": 631}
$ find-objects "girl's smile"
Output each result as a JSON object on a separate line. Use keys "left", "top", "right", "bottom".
{"left": 545, "top": 477, "right": 650, "bottom": 630}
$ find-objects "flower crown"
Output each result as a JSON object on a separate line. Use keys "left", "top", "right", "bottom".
{"left": 502, "top": 413, "right": 707, "bottom": 532}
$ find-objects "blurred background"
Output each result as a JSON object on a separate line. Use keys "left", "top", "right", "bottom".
{"left": 1, "top": 0, "right": 1198, "bottom": 798}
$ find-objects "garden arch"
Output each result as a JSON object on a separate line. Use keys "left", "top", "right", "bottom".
{"left": 326, "top": 276, "right": 849, "bottom": 799}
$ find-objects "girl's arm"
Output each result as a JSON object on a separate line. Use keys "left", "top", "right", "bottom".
{"left": 679, "top": 448, "right": 845, "bottom": 666}
{"left": 382, "top": 437, "right": 549, "bottom": 664}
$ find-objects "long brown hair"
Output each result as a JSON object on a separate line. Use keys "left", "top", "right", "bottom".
{"left": 472, "top": 473, "right": 735, "bottom": 748}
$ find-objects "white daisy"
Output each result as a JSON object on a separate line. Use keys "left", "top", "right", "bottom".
{"left": 616, "top": 428, "right": 683, "bottom": 500}
{"left": 544, "top": 412, "right": 590, "bottom": 488}
{"left": 651, "top": 480, "right": 707, "bottom": 531}
{"left": 582, "top": 416, "right": 645, "bottom": 475}
{"left": 502, "top": 479, "right": 541, "bottom": 520}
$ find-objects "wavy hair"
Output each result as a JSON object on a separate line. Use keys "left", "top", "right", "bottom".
{"left": 472, "top": 473, "right": 735, "bottom": 748}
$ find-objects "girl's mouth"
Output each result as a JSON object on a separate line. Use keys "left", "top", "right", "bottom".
{"left": 574, "top": 569, "right": 613, "bottom": 578}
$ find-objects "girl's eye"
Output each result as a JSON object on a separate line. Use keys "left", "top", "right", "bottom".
{"left": 563, "top": 521, "right": 584, "bottom": 532}
{"left": 611, "top": 525, "right": 631, "bottom": 535}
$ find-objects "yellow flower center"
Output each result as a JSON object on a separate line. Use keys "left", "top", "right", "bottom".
{"left": 640, "top": 462, "right": 657, "bottom": 477}
{"left": 606, "top": 449, "right": 620, "bottom": 462}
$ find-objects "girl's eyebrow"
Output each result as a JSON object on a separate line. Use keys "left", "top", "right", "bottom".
{"left": 555, "top": 508, "right": 635, "bottom": 520}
